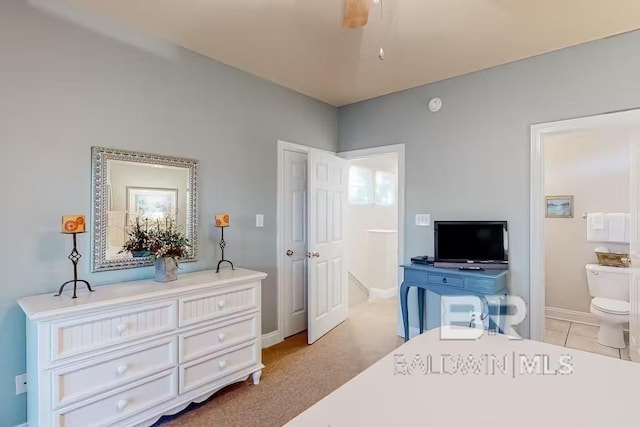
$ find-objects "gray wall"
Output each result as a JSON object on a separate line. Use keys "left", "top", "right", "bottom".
{"left": 0, "top": 1, "right": 336, "bottom": 424}
{"left": 338, "top": 30, "right": 640, "bottom": 337}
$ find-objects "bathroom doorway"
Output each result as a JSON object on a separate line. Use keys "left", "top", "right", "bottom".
{"left": 530, "top": 109, "right": 640, "bottom": 363}
{"left": 543, "top": 128, "right": 632, "bottom": 359}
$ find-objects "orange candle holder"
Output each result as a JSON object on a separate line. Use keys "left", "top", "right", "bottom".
{"left": 55, "top": 215, "right": 94, "bottom": 299}
{"left": 215, "top": 214, "right": 234, "bottom": 273}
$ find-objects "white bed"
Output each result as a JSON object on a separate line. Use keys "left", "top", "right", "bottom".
{"left": 285, "top": 327, "right": 640, "bottom": 426}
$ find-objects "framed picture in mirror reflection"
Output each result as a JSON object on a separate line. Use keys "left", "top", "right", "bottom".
{"left": 126, "top": 187, "right": 178, "bottom": 223}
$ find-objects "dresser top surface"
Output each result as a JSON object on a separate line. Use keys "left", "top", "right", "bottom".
{"left": 18, "top": 268, "right": 267, "bottom": 321}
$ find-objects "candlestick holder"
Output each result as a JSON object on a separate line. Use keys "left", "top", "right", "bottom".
{"left": 216, "top": 226, "right": 235, "bottom": 273}
{"left": 54, "top": 232, "right": 94, "bottom": 299}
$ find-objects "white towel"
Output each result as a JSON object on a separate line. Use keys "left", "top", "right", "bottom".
{"left": 587, "top": 214, "right": 608, "bottom": 242}
{"left": 607, "top": 213, "right": 627, "bottom": 243}
{"left": 589, "top": 212, "right": 605, "bottom": 229}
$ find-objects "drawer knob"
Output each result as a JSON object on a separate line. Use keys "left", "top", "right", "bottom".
{"left": 218, "top": 300, "right": 226, "bottom": 309}
{"left": 219, "top": 360, "right": 227, "bottom": 369}
{"left": 116, "top": 364, "right": 128, "bottom": 376}
{"left": 442, "top": 278, "right": 447, "bottom": 283}
{"left": 116, "top": 399, "right": 128, "bottom": 411}
{"left": 218, "top": 333, "right": 226, "bottom": 342}
{"left": 116, "top": 324, "right": 127, "bottom": 333}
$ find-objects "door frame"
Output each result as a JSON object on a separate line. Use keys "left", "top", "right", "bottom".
{"left": 530, "top": 109, "right": 640, "bottom": 342}
{"left": 338, "top": 143, "right": 406, "bottom": 337}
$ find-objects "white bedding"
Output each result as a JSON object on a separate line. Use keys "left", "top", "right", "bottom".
{"left": 285, "top": 327, "right": 640, "bottom": 426}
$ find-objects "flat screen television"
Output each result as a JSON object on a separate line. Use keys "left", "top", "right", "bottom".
{"left": 434, "top": 221, "right": 508, "bottom": 269}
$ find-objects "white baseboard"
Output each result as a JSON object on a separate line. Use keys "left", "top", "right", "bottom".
{"left": 348, "top": 272, "right": 370, "bottom": 298}
{"left": 261, "top": 331, "right": 283, "bottom": 349}
{"left": 545, "top": 306, "right": 598, "bottom": 326}
{"left": 369, "top": 287, "right": 397, "bottom": 300}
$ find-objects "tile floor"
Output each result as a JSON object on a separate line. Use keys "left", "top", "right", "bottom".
{"left": 545, "top": 317, "right": 630, "bottom": 360}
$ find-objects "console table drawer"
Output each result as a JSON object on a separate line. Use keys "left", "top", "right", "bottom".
{"left": 179, "top": 314, "right": 258, "bottom": 363}
{"left": 403, "top": 269, "right": 427, "bottom": 284}
{"left": 179, "top": 283, "right": 259, "bottom": 327}
{"left": 465, "top": 277, "right": 503, "bottom": 294}
{"left": 51, "top": 301, "right": 177, "bottom": 361}
{"left": 54, "top": 369, "right": 177, "bottom": 427}
{"left": 51, "top": 338, "right": 177, "bottom": 409}
{"left": 428, "top": 274, "right": 463, "bottom": 288}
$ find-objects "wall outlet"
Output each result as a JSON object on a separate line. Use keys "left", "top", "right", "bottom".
{"left": 256, "top": 214, "right": 264, "bottom": 228}
{"left": 415, "top": 213, "right": 431, "bottom": 226}
{"left": 15, "top": 373, "right": 26, "bottom": 395}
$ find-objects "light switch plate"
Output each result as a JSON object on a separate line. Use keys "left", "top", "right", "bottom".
{"left": 415, "top": 214, "right": 431, "bottom": 226}
{"left": 256, "top": 214, "right": 264, "bottom": 228}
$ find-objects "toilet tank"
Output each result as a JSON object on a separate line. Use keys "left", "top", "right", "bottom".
{"left": 585, "top": 264, "right": 630, "bottom": 301}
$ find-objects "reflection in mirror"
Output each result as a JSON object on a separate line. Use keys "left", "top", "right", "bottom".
{"left": 91, "top": 147, "right": 198, "bottom": 272}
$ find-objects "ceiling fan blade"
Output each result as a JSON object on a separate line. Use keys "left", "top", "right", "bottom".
{"left": 343, "top": 0, "right": 369, "bottom": 29}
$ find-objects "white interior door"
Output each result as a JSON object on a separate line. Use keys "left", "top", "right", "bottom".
{"left": 307, "top": 149, "right": 348, "bottom": 344}
{"left": 283, "top": 149, "right": 308, "bottom": 338}
{"left": 630, "top": 141, "right": 640, "bottom": 362}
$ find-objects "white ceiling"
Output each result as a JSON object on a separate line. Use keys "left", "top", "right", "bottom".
{"left": 67, "top": 0, "right": 640, "bottom": 106}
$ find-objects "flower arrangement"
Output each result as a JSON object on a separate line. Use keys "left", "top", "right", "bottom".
{"left": 147, "top": 217, "right": 190, "bottom": 263}
{"left": 120, "top": 217, "right": 190, "bottom": 264}
{"left": 120, "top": 217, "right": 152, "bottom": 257}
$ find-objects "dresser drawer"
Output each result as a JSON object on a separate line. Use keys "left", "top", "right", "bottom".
{"left": 53, "top": 369, "right": 177, "bottom": 427}
{"left": 180, "top": 342, "right": 258, "bottom": 393}
{"left": 180, "top": 314, "right": 258, "bottom": 363}
{"left": 51, "top": 337, "right": 177, "bottom": 409}
{"left": 51, "top": 301, "right": 177, "bottom": 361}
{"left": 428, "top": 274, "right": 464, "bottom": 288}
{"left": 179, "top": 282, "right": 259, "bottom": 327}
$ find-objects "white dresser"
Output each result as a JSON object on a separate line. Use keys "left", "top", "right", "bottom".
{"left": 18, "top": 268, "right": 266, "bottom": 427}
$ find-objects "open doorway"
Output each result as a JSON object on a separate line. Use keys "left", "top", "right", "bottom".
{"left": 340, "top": 144, "right": 405, "bottom": 337}
{"left": 543, "top": 128, "right": 633, "bottom": 360}
{"left": 345, "top": 155, "right": 398, "bottom": 307}
{"left": 530, "top": 109, "right": 640, "bottom": 363}
{"left": 275, "top": 142, "right": 405, "bottom": 346}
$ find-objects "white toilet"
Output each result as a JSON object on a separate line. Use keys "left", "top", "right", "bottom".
{"left": 585, "top": 263, "right": 630, "bottom": 349}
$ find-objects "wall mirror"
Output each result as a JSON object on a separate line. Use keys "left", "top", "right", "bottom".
{"left": 91, "top": 147, "right": 198, "bottom": 272}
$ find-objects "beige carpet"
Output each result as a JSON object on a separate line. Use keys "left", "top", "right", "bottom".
{"left": 157, "top": 298, "right": 403, "bottom": 427}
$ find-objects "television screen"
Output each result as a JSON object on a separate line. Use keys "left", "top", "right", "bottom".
{"left": 434, "top": 221, "right": 508, "bottom": 263}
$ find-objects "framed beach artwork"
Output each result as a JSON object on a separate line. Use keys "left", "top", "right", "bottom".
{"left": 545, "top": 195, "right": 573, "bottom": 218}
{"left": 126, "top": 187, "right": 178, "bottom": 223}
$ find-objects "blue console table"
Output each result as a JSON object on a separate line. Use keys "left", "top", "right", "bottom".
{"left": 400, "top": 264, "right": 508, "bottom": 341}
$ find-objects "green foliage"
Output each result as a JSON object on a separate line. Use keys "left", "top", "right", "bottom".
{"left": 120, "top": 217, "right": 190, "bottom": 264}
{"left": 148, "top": 217, "right": 190, "bottom": 261}
{"left": 120, "top": 217, "right": 151, "bottom": 253}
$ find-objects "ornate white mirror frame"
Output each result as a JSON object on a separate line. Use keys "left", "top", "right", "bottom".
{"left": 91, "top": 146, "right": 199, "bottom": 272}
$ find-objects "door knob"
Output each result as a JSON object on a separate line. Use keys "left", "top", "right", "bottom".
{"left": 286, "top": 250, "right": 294, "bottom": 256}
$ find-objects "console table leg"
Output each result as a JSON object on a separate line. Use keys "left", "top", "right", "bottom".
{"left": 417, "top": 288, "right": 425, "bottom": 334}
{"left": 400, "top": 282, "right": 410, "bottom": 341}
